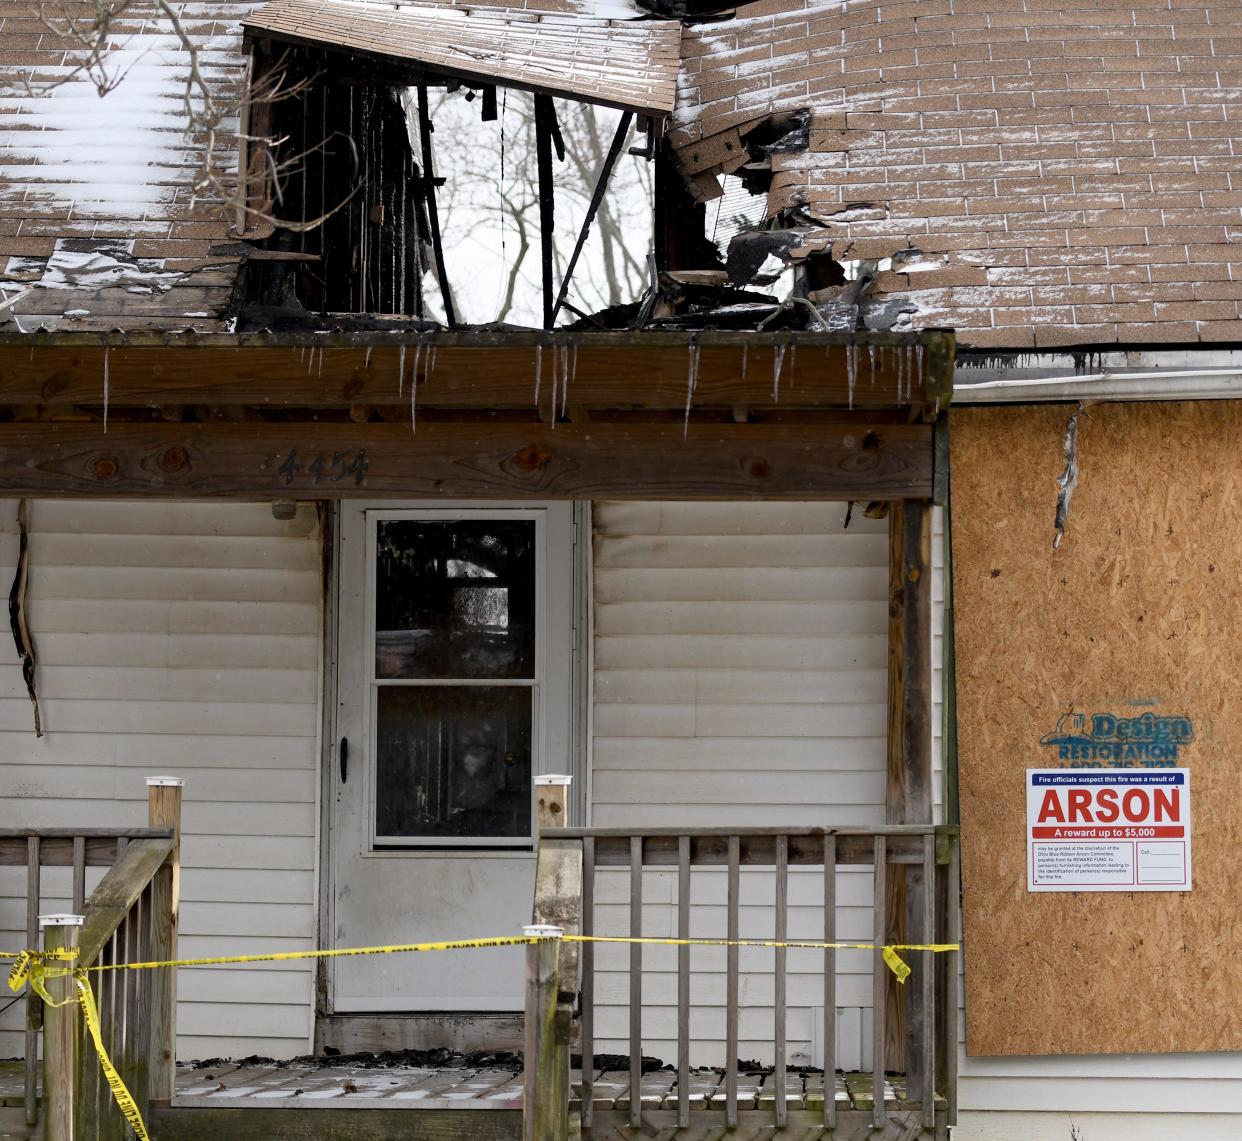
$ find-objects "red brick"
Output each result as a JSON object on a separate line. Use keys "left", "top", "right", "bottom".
{"left": 1156, "top": 300, "right": 1240, "bottom": 321}
{"left": 1195, "top": 320, "right": 1242, "bottom": 341}
{"left": 1120, "top": 321, "right": 1199, "bottom": 342}
{"left": 956, "top": 326, "right": 1037, "bottom": 349}
{"left": 1033, "top": 323, "right": 1119, "bottom": 347}
{"left": 1150, "top": 262, "right": 1228, "bottom": 281}
{"left": 1112, "top": 282, "right": 1196, "bottom": 303}
{"left": 992, "top": 304, "right": 1076, "bottom": 325}
{"left": 1075, "top": 302, "right": 1158, "bottom": 322}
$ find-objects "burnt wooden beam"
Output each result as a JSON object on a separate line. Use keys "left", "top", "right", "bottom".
{"left": 552, "top": 111, "right": 633, "bottom": 325}
{"left": 884, "top": 501, "right": 934, "bottom": 1079}
{"left": 481, "top": 85, "right": 497, "bottom": 121}
{"left": 535, "top": 93, "right": 557, "bottom": 330}
{"left": 0, "top": 333, "right": 955, "bottom": 413}
{"left": 416, "top": 86, "right": 456, "bottom": 327}
{"left": 0, "top": 420, "right": 934, "bottom": 501}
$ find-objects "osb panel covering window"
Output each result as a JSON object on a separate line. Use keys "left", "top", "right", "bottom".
{"left": 951, "top": 402, "right": 1242, "bottom": 1055}
{"left": 674, "top": 0, "right": 1242, "bottom": 350}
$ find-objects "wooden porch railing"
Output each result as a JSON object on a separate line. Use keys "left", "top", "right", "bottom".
{"left": 4, "top": 778, "right": 182, "bottom": 1139}
{"left": 526, "top": 817, "right": 960, "bottom": 1140}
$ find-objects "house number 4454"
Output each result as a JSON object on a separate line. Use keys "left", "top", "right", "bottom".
{"left": 279, "top": 449, "right": 368, "bottom": 486}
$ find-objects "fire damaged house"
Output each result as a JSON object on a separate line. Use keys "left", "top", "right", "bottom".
{"left": 0, "top": 0, "right": 1240, "bottom": 1138}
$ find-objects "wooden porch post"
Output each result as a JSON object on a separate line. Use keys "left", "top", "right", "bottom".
{"left": 534, "top": 775, "right": 571, "bottom": 834}
{"left": 147, "top": 777, "right": 183, "bottom": 1102}
{"left": 529, "top": 778, "right": 577, "bottom": 1141}
{"left": 40, "top": 913, "right": 83, "bottom": 1141}
{"left": 523, "top": 924, "right": 567, "bottom": 1141}
{"left": 885, "top": 502, "right": 934, "bottom": 1082}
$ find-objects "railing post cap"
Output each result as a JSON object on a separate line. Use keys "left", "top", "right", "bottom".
{"left": 39, "top": 913, "right": 84, "bottom": 928}
{"left": 523, "top": 924, "right": 564, "bottom": 938}
{"left": 146, "top": 776, "right": 185, "bottom": 788}
{"left": 533, "top": 774, "right": 572, "bottom": 786}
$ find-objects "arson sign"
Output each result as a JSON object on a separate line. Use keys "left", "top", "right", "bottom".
{"left": 1027, "top": 769, "right": 1192, "bottom": 892}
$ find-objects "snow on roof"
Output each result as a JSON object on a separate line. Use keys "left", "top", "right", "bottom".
{"left": 0, "top": 4, "right": 253, "bottom": 327}
{"left": 243, "top": 0, "right": 682, "bottom": 115}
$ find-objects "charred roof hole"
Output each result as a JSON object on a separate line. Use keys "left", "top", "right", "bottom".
{"left": 234, "top": 16, "right": 667, "bottom": 332}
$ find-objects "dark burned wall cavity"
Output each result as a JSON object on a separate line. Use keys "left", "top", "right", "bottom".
{"left": 243, "top": 52, "right": 431, "bottom": 321}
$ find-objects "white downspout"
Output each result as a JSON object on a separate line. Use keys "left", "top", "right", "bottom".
{"left": 953, "top": 368, "right": 1242, "bottom": 403}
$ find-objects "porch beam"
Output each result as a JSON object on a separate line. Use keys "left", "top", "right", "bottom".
{"left": 0, "top": 331, "right": 954, "bottom": 415}
{"left": 0, "top": 420, "right": 934, "bottom": 501}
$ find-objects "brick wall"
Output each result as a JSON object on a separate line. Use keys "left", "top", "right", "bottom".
{"left": 674, "top": 0, "right": 1242, "bottom": 348}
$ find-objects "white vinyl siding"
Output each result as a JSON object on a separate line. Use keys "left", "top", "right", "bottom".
{"left": 0, "top": 500, "right": 322, "bottom": 1061}
{"left": 590, "top": 501, "right": 941, "bottom": 1067}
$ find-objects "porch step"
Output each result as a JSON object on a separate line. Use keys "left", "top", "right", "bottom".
{"left": 151, "top": 1105, "right": 521, "bottom": 1141}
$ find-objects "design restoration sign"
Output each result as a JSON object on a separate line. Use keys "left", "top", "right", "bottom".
{"left": 1027, "top": 769, "right": 1192, "bottom": 892}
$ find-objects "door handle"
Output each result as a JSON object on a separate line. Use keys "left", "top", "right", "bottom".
{"left": 340, "top": 737, "right": 349, "bottom": 784}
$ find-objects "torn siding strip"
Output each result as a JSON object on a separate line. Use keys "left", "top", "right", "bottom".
{"left": 1053, "top": 406, "right": 1081, "bottom": 551}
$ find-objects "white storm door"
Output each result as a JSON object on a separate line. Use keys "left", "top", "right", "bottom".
{"left": 330, "top": 503, "right": 577, "bottom": 1011}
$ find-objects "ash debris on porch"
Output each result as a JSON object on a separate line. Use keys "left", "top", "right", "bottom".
{"left": 188, "top": 1047, "right": 521, "bottom": 1072}
{"left": 170, "top": 1053, "right": 910, "bottom": 1112}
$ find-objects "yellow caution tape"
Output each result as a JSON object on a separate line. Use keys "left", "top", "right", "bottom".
{"left": 12, "top": 952, "right": 150, "bottom": 1141}
{"left": 74, "top": 973, "right": 152, "bottom": 1141}
{"left": 85, "top": 934, "right": 544, "bottom": 973}
{"left": 560, "top": 935, "right": 958, "bottom": 986}
{"left": 882, "top": 946, "right": 912, "bottom": 984}
{"left": 6, "top": 947, "right": 76, "bottom": 994}
{"left": 6, "top": 933, "right": 959, "bottom": 1141}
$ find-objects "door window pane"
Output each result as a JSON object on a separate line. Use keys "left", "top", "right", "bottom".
{"left": 375, "top": 685, "right": 533, "bottom": 840}
{"left": 375, "top": 520, "right": 536, "bottom": 679}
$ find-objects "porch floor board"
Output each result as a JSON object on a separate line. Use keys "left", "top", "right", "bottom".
{"left": 172, "top": 1063, "right": 908, "bottom": 1111}
{"left": 0, "top": 1060, "right": 915, "bottom": 1114}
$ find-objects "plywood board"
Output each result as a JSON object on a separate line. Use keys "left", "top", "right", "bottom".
{"left": 951, "top": 402, "right": 1242, "bottom": 1055}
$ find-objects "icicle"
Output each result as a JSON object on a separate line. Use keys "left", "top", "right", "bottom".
{"left": 684, "top": 339, "right": 701, "bottom": 439}
{"left": 905, "top": 346, "right": 914, "bottom": 401}
{"left": 868, "top": 343, "right": 876, "bottom": 383}
{"left": 427, "top": 343, "right": 437, "bottom": 382}
{"left": 916, "top": 344, "right": 925, "bottom": 392}
{"left": 897, "top": 344, "right": 905, "bottom": 402}
{"left": 410, "top": 353, "right": 418, "bottom": 435}
{"left": 365, "top": 345, "right": 373, "bottom": 370}
{"left": 398, "top": 344, "right": 406, "bottom": 397}
{"left": 846, "top": 343, "right": 857, "bottom": 403}
{"left": 317, "top": 345, "right": 324, "bottom": 380}
{"left": 410, "top": 339, "right": 425, "bottom": 434}
{"left": 567, "top": 342, "right": 579, "bottom": 418}
{"left": 560, "top": 344, "right": 572, "bottom": 420}
{"left": 741, "top": 342, "right": 749, "bottom": 379}
{"left": 772, "top": 341, "right": 786, "bottom": 402}
{"left": 102, "top": 346, "right": 109, "bottom": 434}
{"left": 847, "top": 347, "right": 855, "bottom": 410}
{"left": 534, "top": 344, "right": 543, "bottom": 409}
{"left": 557, "top": 345, "right": 566, "bottom": 422}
